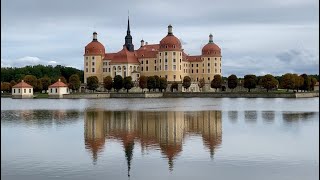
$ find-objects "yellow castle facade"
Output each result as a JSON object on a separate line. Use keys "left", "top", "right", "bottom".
{"left": 83, "top": 17, "right": 222, "bottom": 84}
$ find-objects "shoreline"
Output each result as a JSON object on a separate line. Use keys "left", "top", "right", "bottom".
{"left": 1, "top": 91, "right": 319, "bottom": 99}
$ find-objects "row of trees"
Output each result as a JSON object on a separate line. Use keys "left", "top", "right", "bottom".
{"left": 1, "top": 65, "right": 84, "bottom": 83}
{"left": 1, "top": 74, "right": 81, "bottom": 93}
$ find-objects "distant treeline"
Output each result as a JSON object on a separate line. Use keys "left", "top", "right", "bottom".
{"left": 1, "top": 64, "right": 84, "bottom": 83}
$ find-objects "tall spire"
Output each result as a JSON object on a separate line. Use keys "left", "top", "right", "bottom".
{"left": 124, "top": 15, "right": 134, "bottom": 52}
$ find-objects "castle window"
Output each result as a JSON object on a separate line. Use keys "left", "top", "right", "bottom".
{"left": 220, "top": 69, "right": 221, "bottom": 73}
{"left": 165, "top": 59, "right": 168, "bottom": 63}
{"left": 192, "top": 69, "right": 193, "bottom": 73}
{"left": 165, "top": 65, "right": 168, "bottom": 70}
{"left": 208, "top": 69, "right": 210, "bottom": 73}
{"left": 180, "top": 59, "right": 181, "bottom": 63}
{"left": 220, "top": 63, "right": 221, "bottom": 67}
{"left": 173, "top": 45, "right": 176, "bottom": 48}
{"left": 92, "top": 56, "right": 95, "bottom": 60}
{"left": 29, "top": 89, "right": 31, "bottom": 93}
{"left": 215, "top": 69, "right": 217, "bottom": 73}
{"left": 203, "top": 63, "right": 204, "bottom": 67}
{"left": 196, "top": 69, "right": 198, "bottom": 73}
{"left": 215, "top": 63, "right": 217, "bottom": 66}
{"left": 173, "top": 65, "right": 176, "bottom": 70}
{"left": 86, "top": 50, "right": 89, "bottom": 53}
{"left": 192, "top": 64, "right": 193, "bottom": 67}
{"left": 92, "top": 68, "right": 95, "bottom": 73}
{"left": 180, "top": 65, "right": 181, "bottom": 70}
{"left": 109, "top": 68, "right": 110, "bottom": 72}
{"left": 160, "top": 65, "right": 161, "bottom": 70}
{"left": 24, "top": 89, "right": 26, "bottom": 93}
{"left": 203, "top": 69, "right": 204, "bottom": 73}
{"left": 215, "top": 58, "right": 217, "bottom": 60}
{"left": 141, "top": 67, "right": 144, "bottom": 71}
{"left": 141, "top": 61, "right": 143, "bottom": 64}
{"left": 173, "top": 59, "right": 176, "bottom": 63}
{"left": 196, "top": 64, "right": 198, "bottom": 67}
{"left": 173, "top": 75, "right": 176, "bottom": 79}
{"left": 155, "top": 60, "right": 156, "bottom": 63}
{"left": 208, "top": 63, "right": 210, "bottom": 66}
{"left": 86, "top": 62, "right": 88, "bottom": 66}
{"left": 86, "top": 68, "right": 88, "bottom": 72}
{"left": 146, "top": 66, "right": 148, "bottom": 71}
{"left": 160, "top": 59, "right": 162, "bottom": 63}
{"left": 165, "top": 52, "right": 167, "bottom": 55}
{"left": 180, "top": 53, "right": 182, "bottom": 56}
{"left": 208, "top": 77, "right": 210, "bottom": 81}
{"left": 146, "top": 60, "right": 148, "bottom": 64}
{"left": 208, "top": 58, "right": 210, "bottom": 60}
{"left": 92, "top": 62, "right": 95, "bottom": 66}
{"left": 155, "top": 66, "right": 157, "bottom": 71}
{"left": 173, "top": 52, "right": 176, "bottom": 55}
{"left": 165, "top": 75, "right": 168, "bottom": 79}
{"left": 160, "top": 53, "right": 162, "bottom": 56}
{"left": 86, "top": 57, "right": 88, "bottom": 60}
{"left": 165, "top": 45, "right": 168, "bottom": 48}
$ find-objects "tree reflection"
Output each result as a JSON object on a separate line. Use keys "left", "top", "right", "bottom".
{"left": 228, "top": 111, "right": 238, "bottom": 123}
{"left": 83, "top": 110, "right": 222, "bottom": 174}
{"left": 244, "top": 111, "right": 258, "bottom": 123}
{"left": 261, "top": 111, "right": 275, "bottom": 124}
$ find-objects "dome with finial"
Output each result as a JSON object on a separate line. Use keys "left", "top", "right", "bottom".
{"left": 159, "top": 24, "right": 182, "bottom": 51}
{"left": 202, "top": 33, "right": 221, "bottom": 57}
{"left": 84, "top": 32, "right": 105, "bottom": 56}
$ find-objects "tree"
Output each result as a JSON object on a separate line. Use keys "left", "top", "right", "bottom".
{"left": 293, "top": 74, "right": 304, "bottom": 92}
{"left": 243, "top": 74, "right": 257, "bottom": 92}
{"left": 227, "top": 74, "right": 238, "bottom": 91}
{"left": 147, "top": 76, "right": 156, "bottom": 92}
{"left": 59, "top": 76, "right": 67, "bottom": 84}
{"left": 9, "top": 80, "right": 16, "bottom": 93}
{"left": 261, "top": 74, "right": 278, "bottom": 92}
{"left": 103, "top": 76, "right": 113, "bottom": 92}
{"left": 300, "top": 74, "right": 310, "bottom": 92}
{"left": 159, "top": 77, "right": 168, "bottom": 92}
{"left": 198, "top": 78, "right": 205, "bottom": 91}
{"left": 139, "top": 75, "right": 148, "bottom": 92}
{"left": 280, "top": 73, "right": 294, "bottom": 92}
{"left": 113, "top": 75, "right": 123, "bottom": 92}
{"left": 123, "top": 76, "right": 134, "bottom": 93}
{"left": 69, "top": 74, "right": 81, "bottom": 92}
{"left": 211, "top": 75, "right": 222, "bottom": 91}
{"left": 154, "top": 75, "right": 160, "bottom": 91}
{"left": 23, "top": 75, "right": 38, "bottom": 88}
{"left": 40, "top": 76, "right": 51, "bottom": 92}
{"left": 170, "top": 82, "right": 178, "bottom": 92}
{"left": 310, "top": 77, "right": 318, "bottom": 91}
{"left": 86, "top": 76, "right": 99, "bottom": 92}
{"left": 1, "top": 82, "right": 11, "bottom": 93}
{"left": 182, "top": 76, "right": 191, "bottom": 91}
{"left": 35, "top": 79, "right": 43, "bottom": 92}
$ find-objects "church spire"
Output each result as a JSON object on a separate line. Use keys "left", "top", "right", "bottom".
{"left": 124, "top": 15, "right": 134, "bottom": 52}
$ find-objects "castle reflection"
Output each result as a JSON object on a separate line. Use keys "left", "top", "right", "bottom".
{"left": 84, "top": 110, "right": 222, "bottom": 174}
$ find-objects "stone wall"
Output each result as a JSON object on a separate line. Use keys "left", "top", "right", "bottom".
{"left": 63, "top": 93, "right": 110, "bottom": 99}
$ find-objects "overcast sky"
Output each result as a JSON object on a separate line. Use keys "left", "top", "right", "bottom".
{"left": 1, "top": 0, "right": 319, "bottom": 77}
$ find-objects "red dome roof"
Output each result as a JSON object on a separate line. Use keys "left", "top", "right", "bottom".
{"left": 159, "top": 35, "right": 182, "bottom": 51}
{"left": 85, "top": 41, "right": 105, "bottom": 56}
{"left": 202, "top": 43, "right": 221, "bottom": 57}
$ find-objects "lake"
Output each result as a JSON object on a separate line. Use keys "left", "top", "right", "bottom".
{"left": 1, "top": 98, "right": 319, "bottom": 180}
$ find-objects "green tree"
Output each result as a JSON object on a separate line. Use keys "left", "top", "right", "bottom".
{"left": 310, "top": 77, "right": 318, "bottom": 91}
{"left": 182, "top": 76, "right": 191, "bottom": 91}
{"left": 261, "top": 74, "right": 278, "bottom": 92}
{"left": 1, "top": 82, "right": 11, "bottom": 93}
{"left": 86, "top": 76, "right": 99, "bottom": 92}
{"left": 69, "top": 74, "right": 81, "bottom": 92}
{"left": 243, "top": 74, "right": 257, "bottom": 92}
{"left": 139, "top": 75, "right": 148, "bottom": 92}
{"left": 280, "top": 73, "right": 295, "bottom": 92}
{"left": 159, "top": 77, "right": 168, "bottom": 92}
{"left": 23, "top": 75, "right": 38, "bottom": 88}
{"left": 293, "top": 74, "right": 304, "bottom": 92}
{"left": 147, "top": 76, "right": 156, "bottom": 92}
{"left": 154, "top": 75, "right": 160, "bottom": 91}
{"left": 211, "top": 75, "right": 222, "bottom": 91}
{"left": 40, "top": 76, "right": 51, "bottom": 92}
{"left": 9, "top": 80, "right": 16, "bottom": 93}
{"left": 35, "top": 79, "right": 43, "bottom": 92}
{"left": 170, "top": 82, "right": 178, "bottom": 92}
{"left": 113, "top": 75, "right": 123, "bottom": 92}
{"left": 198, "top": 78, "right": 205, "bottom": 91}
{"left": 300, "top": 74, "right": 310, "bottom": 92}
{"left": 123, "top": 76, "right": 134, "bottom": 93}
{"left": 103, "top": 76, "right": 113, "bottom": 92}
{"left": 227, "top": 74, "right": 238, "bottom": 91}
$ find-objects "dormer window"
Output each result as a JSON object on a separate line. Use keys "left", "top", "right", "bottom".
{"left": 165, "top": 45, "right": 168, "bottom": 48}
{"left": 86, "top": 50, "right": 89, "bottom": 53}
{"left": 173, "top": 45, "right": 176, "bottom": 48}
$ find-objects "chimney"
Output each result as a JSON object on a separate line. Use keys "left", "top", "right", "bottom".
{"left": 58, "top": 79, "right": 61, "bottom": 82}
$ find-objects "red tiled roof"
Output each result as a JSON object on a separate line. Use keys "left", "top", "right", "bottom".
{"left": 12, "top": 81, "right": 33, "bottom": 88}
{"left": 202, "top": 43, "right": 221, "bottom": 57}
{"left": 159, "top": 35, "right": 182, "bottom": 51}
{"left": 138, "top": 44, "right": 160, "bottom": 51}
{"left": 49, "top": 80, "right": 68, "bottom": 88}
{"left": 103, "top": 53, "right": 117, "bottom": 60}
{"left": 110, "top": 46, "right": 139, "bottom": 64}
{"left": 186, "top": 55, "right": 202, "bottom": 62}
{"left": 84, "top": 41, "right": 105, "bottom": 56}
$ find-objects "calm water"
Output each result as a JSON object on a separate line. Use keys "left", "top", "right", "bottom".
{"left": 1, "top": 98, "right": 319, "bottom": 180}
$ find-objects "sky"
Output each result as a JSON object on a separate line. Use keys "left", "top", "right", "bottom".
{"left": 1, "top": 0, "right": 319, "bottom": 77}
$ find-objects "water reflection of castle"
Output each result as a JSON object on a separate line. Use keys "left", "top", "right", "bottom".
{"left": 84, "top": 110, "right": 222, "bottom": 175}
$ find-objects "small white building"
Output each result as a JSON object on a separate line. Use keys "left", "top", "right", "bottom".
{"left": 12, "top": 80, "right": 34, "bottom": 98}
{"left": 48, "top": 79, "right": 70, "bottom": 98}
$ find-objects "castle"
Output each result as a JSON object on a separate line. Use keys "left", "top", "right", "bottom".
{"left": 84, "top": 17, "right": 222, "bottom": 84}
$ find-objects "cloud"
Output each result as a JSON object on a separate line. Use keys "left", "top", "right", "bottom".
{"left": 1, "top": 56, "right": 62, "bottom": 68}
